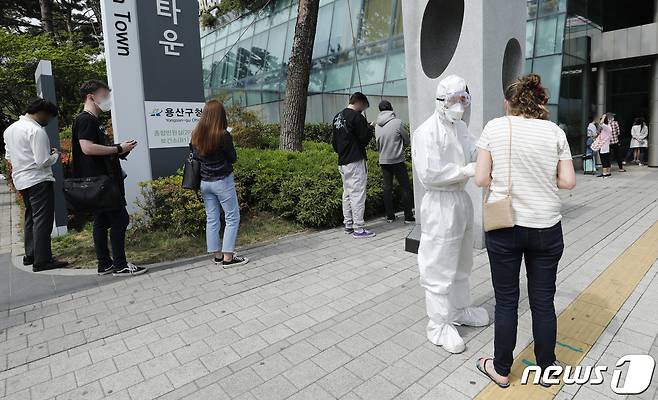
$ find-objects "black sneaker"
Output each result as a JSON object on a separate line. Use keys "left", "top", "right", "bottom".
{"left": 404, "top": 217, "right": 416, "bottom": 224}
{"left": 344, "top": 226, "right": 355, "bottom": 234}
{"left": 386, "top": 216, "right": 397, "bottom": 223}
{"left": 112, "top": 263, "right": 148, "bottom": 277}
{"left": 222, "top": 256, "right": 249, "bottom": 268}
{"left": 97, "top": 264, "right": 114, "bottom": 275}
{"left": 33, "top": 259, "right": 68, "bottom": 272}
{"left": 23, "top": 256, "right": 34, "bottom": 266}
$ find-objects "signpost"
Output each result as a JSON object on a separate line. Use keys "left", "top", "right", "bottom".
{"left": 34, "top": 60, "right": 67, "bottom": 236}
{"left": 100, "top": 0, "right": 205, "bottom": 210}
{"left": 136, "top": 0, "right": 206, "bottom": 178}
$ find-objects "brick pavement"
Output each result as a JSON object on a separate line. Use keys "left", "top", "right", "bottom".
{"left": 1, "top": 166, "right": 658, "bottom": 399}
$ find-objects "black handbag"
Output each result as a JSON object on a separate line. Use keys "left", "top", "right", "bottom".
{"left": 182, "top": 144, "right": 201, "bottom": 191}
{"left": 63, "top": 175, "right": 123, "bottom": 212}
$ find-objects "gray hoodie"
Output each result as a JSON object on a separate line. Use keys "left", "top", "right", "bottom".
{"left": 375, "top": 111, "right": 410, "bottom": 165}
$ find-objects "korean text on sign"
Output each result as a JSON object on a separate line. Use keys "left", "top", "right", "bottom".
{"left": 157, "top": 0, "right": 184, "bottom": 57}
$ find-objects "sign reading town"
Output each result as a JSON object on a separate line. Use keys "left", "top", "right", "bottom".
{"left": 100, "top": 0, "right": 204, "bottom": 209}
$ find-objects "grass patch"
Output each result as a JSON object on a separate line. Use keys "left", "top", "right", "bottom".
{"left": 52, "top": 212, "right": 305, "bottom": 269}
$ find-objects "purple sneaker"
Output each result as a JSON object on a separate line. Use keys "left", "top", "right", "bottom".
{"left": 352, "top": 229, "right": 376, "bottom": 239}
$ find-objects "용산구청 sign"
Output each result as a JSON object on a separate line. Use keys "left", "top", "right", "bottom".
{"left": 145, "top": 101, "right": 205, "bottom": 148}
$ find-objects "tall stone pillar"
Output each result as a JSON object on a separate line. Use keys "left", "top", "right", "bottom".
{"left": 649, "top": 61, "right": 658, "bottom": 167}
{"left": 401, "top": 0, "right": 526, "bottom": 250}
{"left": 596, "top": 63, "right": 607, "bottom": 117}
{"left": 34, "top": 60, "right": 67, "bottom": 236}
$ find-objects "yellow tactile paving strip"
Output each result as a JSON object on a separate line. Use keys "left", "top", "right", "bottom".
{"left": 475, "top": 221, "right": 658, "bottom": 400}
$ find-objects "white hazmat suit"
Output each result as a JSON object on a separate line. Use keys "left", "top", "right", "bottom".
{"left": 412, "top": 75, "right": 489, "bottom": 354}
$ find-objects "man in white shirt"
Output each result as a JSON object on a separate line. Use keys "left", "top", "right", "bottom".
{"left": 3, "top": 99, "right": 68, "bottom": 272}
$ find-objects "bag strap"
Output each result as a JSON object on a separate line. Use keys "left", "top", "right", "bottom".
{"left": 505, "top": 116, "right": 512, "bottom": 196}
{"left": 484, "top": 117, "right": 513, "bottom": 203}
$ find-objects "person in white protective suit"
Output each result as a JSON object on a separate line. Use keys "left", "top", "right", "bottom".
{"left": 412, "top": 75, "right": 490, "bottom": 354}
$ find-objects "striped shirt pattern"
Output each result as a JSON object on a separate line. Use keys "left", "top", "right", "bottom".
{"left": 477, "top": 116, "right": 572, "bottom": 229}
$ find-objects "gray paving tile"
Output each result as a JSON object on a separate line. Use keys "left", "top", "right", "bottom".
{"left": 127, "top": 374, "right": 174, "bottom": 400}
{"left": 282, "top": 359, "right": 327, "bottom": 389}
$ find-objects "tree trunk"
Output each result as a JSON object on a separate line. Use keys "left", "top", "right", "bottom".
{"left": 279, "top": 0, "right": 320, "bottom": 152}
{"left": 87, "top": 0, "right": 103, "bottom": 25}
{"left": 39, "top": 0, "right": 54, "bottom": 36}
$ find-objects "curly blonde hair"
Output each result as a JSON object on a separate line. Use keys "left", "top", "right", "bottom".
{"left": 504, "top": 74, "right": 550, "bottom": 120}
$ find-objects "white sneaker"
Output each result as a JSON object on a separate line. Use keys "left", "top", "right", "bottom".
{"left": 452, "top": 307, "right": 490, "bottom": 327}
{"left": 427, "top": 321, "right": 466, "bottom": 354}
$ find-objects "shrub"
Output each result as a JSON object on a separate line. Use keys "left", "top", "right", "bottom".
{"left": 136, "top": 142, "right": 412, "bottom": 234}
{"left": 231, "top": 122, "right": 333, "bottom": 150}
{"left": 303, "top": 123, "right": 333, "bottom": 143}
{"left": 135, "top": 174, "right": 207, "bottom": 236}
{"left": 59, "top": 127, "right": 72, "bottom": 140}
{"left": 232, "top": 123, "right": 280, "bottom": 149}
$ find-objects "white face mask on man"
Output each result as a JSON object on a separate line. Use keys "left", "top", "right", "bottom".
{"left": 93, "top": 95, "right": 112, "bottom": 112}
{"left": 444, "top": 103, "right": 465, "bottom": 122}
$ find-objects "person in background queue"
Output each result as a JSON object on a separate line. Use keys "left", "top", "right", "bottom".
{"left": 374, "top": 100, "right": 415, "bottom": 224}
{"left": 332, "top": 92, "right": 376, "bottom": 239}
{"left": 191, "top": 100, "right": 248, "bottom": 268}
{"left": 606, "top": 112, "right": 626, "bottom": 172}
{"left": 3, "top": 99, "right": 69, "bottom": 272}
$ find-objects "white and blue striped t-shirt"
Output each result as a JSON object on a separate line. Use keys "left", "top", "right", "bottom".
{"left": 477, "top": 116, "right": 572, "bottom": 229}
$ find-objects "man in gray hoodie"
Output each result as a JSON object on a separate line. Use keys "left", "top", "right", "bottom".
{"left": 375, "top": 100, "right": 414, "bottom": 223}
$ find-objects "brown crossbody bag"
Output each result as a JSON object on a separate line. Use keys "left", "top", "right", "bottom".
{"left": 483, "top": 117, "right": 515, "bottom": 232}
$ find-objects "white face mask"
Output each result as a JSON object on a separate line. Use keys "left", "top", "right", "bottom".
{"left": 93, "top": 95, "right": 112, "bottom": 112}
{"left": 444, "top": 103, "right": 465, "bottom": 122}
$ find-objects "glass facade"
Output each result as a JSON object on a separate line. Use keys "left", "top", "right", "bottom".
{"left": 525, "top": 0, "right": 568, "bottom": 121}
{"left": 201, "top": 0, "right": 653, "bottom": 156}
{"left": 200, "top": 0, "right": 406, "bottom": 110}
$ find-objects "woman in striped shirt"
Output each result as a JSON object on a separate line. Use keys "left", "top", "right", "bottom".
{"left": 474, "top": 74, "right": 576, "bottom": 388}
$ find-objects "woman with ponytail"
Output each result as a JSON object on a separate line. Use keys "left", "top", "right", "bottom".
{"left": 474, "top": 74, "right": 576, "bottom": 388}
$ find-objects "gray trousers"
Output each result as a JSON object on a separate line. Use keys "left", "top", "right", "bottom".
{"left": 20, "top": 181, "right": 54, "bottom": 266}
{"left": 338, "top": 159, "right": 368, "bottom": 229}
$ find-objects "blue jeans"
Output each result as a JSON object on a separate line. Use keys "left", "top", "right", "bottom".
{"left": 200, "top": 174, "right": 240, "bottom": 254}
{"left": 485, "top": 222, "right": 564, "bottom": 376}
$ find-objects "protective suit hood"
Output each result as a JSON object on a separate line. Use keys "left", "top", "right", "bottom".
{"left": 436, "top": 75, "right": 468, "bottom": 123}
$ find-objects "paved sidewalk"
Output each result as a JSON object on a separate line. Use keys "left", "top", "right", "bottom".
{"left": 0, "top": 185, "right": 211, "bottom": 313}
{"left": 1, "top": 166, "right": 658, "bottom": 400}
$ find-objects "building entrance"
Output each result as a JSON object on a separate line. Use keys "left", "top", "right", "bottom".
{"left": 608, "top": 63, "right": 651, "bottom": 154}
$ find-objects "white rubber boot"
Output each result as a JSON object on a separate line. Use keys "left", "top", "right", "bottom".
{"left": 427, "top": 320, "right": 466, "bottom": 354}
{"left": 452, "top": 306, "right": 489, "bottom": 327}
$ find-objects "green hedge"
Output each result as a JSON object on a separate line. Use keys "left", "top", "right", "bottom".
{"left": 136, "top": 142, "right": 411, "bottom": 235}
{"left": 232, "top": 122, "right": 333, "bottom": 150}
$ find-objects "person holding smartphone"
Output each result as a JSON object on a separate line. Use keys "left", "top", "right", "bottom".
{"left": 72, "top": 80, "right": 147, "bottom": 276}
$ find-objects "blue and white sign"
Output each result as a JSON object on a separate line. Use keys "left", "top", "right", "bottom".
{"left": 144, "top": 101, "right": 205, "bottom": 148}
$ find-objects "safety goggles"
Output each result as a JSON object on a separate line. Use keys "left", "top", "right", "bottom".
{"left": 437, "top": 91, "right": 471, "bottom": 107}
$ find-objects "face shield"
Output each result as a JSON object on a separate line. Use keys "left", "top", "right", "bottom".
{"left": 436, "top": 91, "right": 471, "bottom": 108}
{"left": 438, "top": 91, "right": 470, "bottom": 122}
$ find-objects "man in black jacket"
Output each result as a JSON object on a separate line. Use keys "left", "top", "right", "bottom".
{"left": 332, "top": 92, "right": 375, "bottom": 238}
{"left": 72, "top": 80, "right": 147, "bottom": 277}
